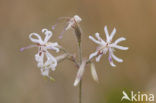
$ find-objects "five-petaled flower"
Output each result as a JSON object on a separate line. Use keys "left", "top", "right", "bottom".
{"left": 20, "top": 29, "right": 60, "bottom": 78}
{"left": 89, "top": 26, "right": 128, "bottom": 67}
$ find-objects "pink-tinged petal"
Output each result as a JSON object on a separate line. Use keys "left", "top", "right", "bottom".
{"left": 104, "top": 26, "right": 110, "bottom": 42}
{"left": 113, "top": 45, "right": 128, "bottom": 50}
{"left": 89, "top": 36, "right": 101, "bottom": 44}
{"left": 114, "top": 37, "right": 126, "bottom": 44}
{"left": 52, "top": 17, "right": 71, "bottom": 30}
{"left": 29, "top": 33, "right": 43, "bottom": 44}
{"left": 20, "top": 45, "right": 37, "bottom": 52}
{"left": 91, "top": 63, "right": 99, "bottom": 82}
{"left": 74, "top": 60, "right": 86, "bottom": 86}
{"left": 108, "top": 50, "right": 116, "bottom": 67}
{"left": 96, "top": 54, "right": 103, "bottom": 62}
{"left": 42, "top": 29, "right": 52, "bottom": 43}
{"left": 108, "top": 55, "right": 116, "bottom": 67}
{"left": 109, "top": 27, "right": 116, "bottom": 41}
{"left": 89, "top": 51, "right": 98, "bottom": 60}
{"left": 58, "top": 29, "right": 66, "bottom": 39}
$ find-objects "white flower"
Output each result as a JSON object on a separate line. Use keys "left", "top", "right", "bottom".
{"left": 65, "top": 15, "right": 82, "bottom": 31}
{"left": 21, "top": 29, "right": 60, "bottom": 78}
{"left": 89, "top": 26, "right": 128, "bottom": 67}
{"left": 52, "top": 15, "right": 82, "bottom": 39}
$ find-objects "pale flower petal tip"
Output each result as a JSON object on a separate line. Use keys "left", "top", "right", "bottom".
{"left": 74, "top": 15, "right": 82, "bottom": 23}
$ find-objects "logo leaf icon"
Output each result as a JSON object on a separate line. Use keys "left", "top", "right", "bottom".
{"left": 121, "top": 91, "right": 131, "bottom": 101}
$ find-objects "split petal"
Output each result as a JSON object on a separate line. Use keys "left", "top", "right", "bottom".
{"left": 109, "top": 27, "right": 116, "bottom": 41}
{"left": 42, "top": 29, "right": 52, "bottom": 43}
{"left": 89, "top": 51, "right": 98, "bottom": 60}
{"left": 113, "top": 45, "right": 128, "bottom": 50}
{"left": 91, "top": 63, "right": 99, "bottom": 82}
{"left": 104, "top": 26, "right": 110, "bottom": 42}
{"left": 74, "top": 60, "right": 86, "bottom": 86}
{"left": 114, "top": 37, "right": 126, "bottom": 44}
{"left": 89, "top": 36, "right": 101, "bottom": 44}
{"left": 29, "top": 33, "right": 43, "bottom": 44}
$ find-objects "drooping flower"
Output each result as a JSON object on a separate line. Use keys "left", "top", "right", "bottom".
{"left": 89, "top": 26, "right": 128, "bottom": 67}
{"left": 21, "top": 29, "right": 60, "bottom": 78}
{"left": 52, "top": 15, "right": 82, "bottom": 39}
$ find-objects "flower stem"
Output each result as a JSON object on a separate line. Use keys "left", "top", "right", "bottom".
{"left": 78, "top": 42, "right": 82, "bottom": 103}
{"left": 79, "top": 80, "right": 82, "bottom": 103}
{"left": 77, "top": 28, "right": 82, "bottom": 103}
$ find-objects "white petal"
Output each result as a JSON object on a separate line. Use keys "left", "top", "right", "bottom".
{"left": 104, "top": 26, "right": 110, "bottom": 42}
{"left": 29, "top": 33, "right": 43, "bottom": 44}
{"left": 35, "top": 52, "right": 44, "bottom": 67}
{"left": 113, "top": 45, "right": 128, "bottom": 50}
{"left": 95, "top": 32, "right": 106, "bottom": 44}
{"left": 74, "top": 15, "right": 82, "bottom": 23}
{"left": 47, "top": 42, "right": 60, "bottom": 53}
{"left": 109, "top": 27, "right": 116, "bottom": 41}
{"left": 45, "top": 52, "right": 57, "bottom": 71}
{"left": 40, "top": 68, "right": 49, "bottom": 77}
{"left": 108, "top": 50, "right": 116, "bottom": 67}
{"left": 109, "top": 57, "right": 116, "bottom": 67}
{"left": 110, "top": 49, "right": 123, "bottom": 62}
{"left": 42, "top": 29, "right": 52, "bottom": 43}
{"left": 74, "top": 60, "right": 86, "bottom": 86}
{"left": 91, "top": 63, "right": 98, "bottom": 82}
{"left": 96, "top": 54, "right": 102, "bottom": 62}
{"left": 89, "top": 36, "right": 101, "bottom": 44}
{"left": 89, "top": 51, "right": 98, "bottom": 60}
{"left": 65, "top": 22, "right": 73, "bottom": 31}
{"left": 114, "top": 37, "right": 126, "bottom": 44}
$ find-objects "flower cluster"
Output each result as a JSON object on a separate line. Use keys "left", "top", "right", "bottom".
{"left": 21, "top": 15, "right": 128, "bottom": 86}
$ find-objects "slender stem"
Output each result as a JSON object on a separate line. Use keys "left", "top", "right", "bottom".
{"left": 78, "top": 40, "right": 82, "bottom": 103}
{"left": 74, "top": 23, "right": 82, "bottom": 103}
{"left": 79, "top": 43, "right": 82, "bottom": 103}
{"left": 79, "top": 80, "right": 82, "bottom": 103}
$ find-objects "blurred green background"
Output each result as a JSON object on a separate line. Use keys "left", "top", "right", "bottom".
{"left": 0, "top": 0, "right": 156, "bottom": 103}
